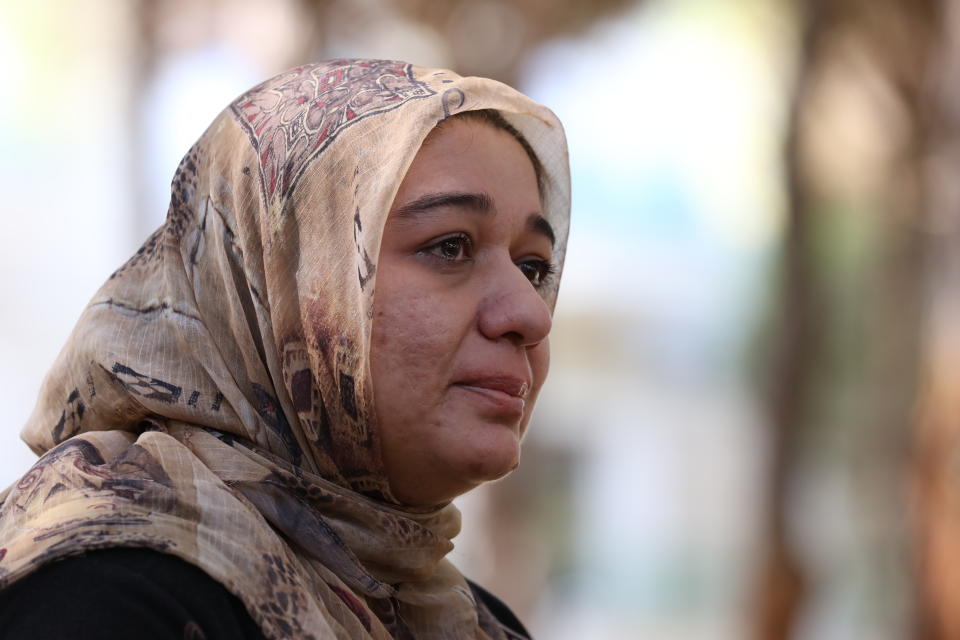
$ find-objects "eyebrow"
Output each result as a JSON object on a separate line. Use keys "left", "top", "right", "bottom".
{"left": 394, "top": 191, "right": 556, "bottom": 248}
{"left": 394, "top": 191, "right": 492, "bottom": 217}
{"left": 528, "top": 213, "right": 556, "bottom": 248}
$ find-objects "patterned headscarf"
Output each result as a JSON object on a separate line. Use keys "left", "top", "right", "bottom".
{"left": 0, "top": 60, "right": 569, "bottom": 639}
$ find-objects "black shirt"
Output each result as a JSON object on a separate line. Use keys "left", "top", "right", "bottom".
{"left": 0, "top": 548, "right": 531, "bottom": 639}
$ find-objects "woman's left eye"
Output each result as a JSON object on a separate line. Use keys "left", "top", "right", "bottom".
{"left": 517, "top": 259, "right": 556, "bottom": 288}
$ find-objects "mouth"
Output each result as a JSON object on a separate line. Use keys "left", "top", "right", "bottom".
{"left": 452, "top": 376, "right": 530, "bottom": 420}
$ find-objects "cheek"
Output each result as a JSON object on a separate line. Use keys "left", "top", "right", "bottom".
{"left": 370, "top": 286, "right": 464, "bottom": 400}
{"left": 529, "top": 338, "right": 550, "bottom": 392}
{"left": 518, "top": 339, "right": 550, "bottom": 437}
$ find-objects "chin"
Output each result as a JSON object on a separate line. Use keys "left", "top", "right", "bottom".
{"left": 450, "top": 425, "right": 522, "bottom": 486}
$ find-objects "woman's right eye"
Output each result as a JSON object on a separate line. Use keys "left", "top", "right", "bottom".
{"left": 421, "top": 234, "right": 472, "bottom": 263}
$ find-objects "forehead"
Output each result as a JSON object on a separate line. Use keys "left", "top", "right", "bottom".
{"left": 397, "top": 119, "right": 540, "bottom": 203}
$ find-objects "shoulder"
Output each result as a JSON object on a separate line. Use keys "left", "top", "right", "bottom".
{"left": 0, "top": 548, "right": 265, "bottom": 640}
{"left": 466, "top": 578, "right": 534, "bottom": 640}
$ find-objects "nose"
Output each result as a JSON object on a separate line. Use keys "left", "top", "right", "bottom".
{"left": 477, "top": 260, "right": 553, "bottom": 347}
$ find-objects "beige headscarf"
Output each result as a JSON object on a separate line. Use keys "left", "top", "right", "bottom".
{"left": 0, "top": 60, "right": 569, "bottom": 638}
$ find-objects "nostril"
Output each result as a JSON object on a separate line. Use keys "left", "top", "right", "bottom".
{"left": 503, "top": 330, "right": 524, "bottom": 343}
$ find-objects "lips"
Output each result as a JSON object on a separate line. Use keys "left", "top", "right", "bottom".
{"left": 452, "top": 375, "right": 530, "bottom": 419}
{"left": 456, "top": 376, "right": 530, "bottom": 399}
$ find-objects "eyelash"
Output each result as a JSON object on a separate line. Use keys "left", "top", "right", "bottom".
{"left": 519, "top": 260, "right": 557, "bottom": 288}
{"left": 420, "top": 233, "right": 556, "bottom": 288}
{"left": 424, "top": 233, "right": 473, "bottom": 263}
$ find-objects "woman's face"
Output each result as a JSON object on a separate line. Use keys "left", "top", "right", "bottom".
{"left": 370, "top": 118, "right": 555, "bottom": 507}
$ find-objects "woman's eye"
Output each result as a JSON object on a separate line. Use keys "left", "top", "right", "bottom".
{"left": 423, "top": 234, "right": 471, "bottom": 262}
{"left": 518, "top": 259, "right": 556, "bottom": 288}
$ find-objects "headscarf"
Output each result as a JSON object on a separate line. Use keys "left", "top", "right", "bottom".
{"left": 0, "top": 59, "right": 569, "bottom": 639}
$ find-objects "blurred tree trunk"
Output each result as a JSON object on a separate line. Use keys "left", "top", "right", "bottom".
{"left": 298, "top": 0, "right": 637, "bottom": 87}
{"left": 128, "top": 0, "right": 161, "bottom": 244}
{"left": 757, "top": 0, "right": 938, "bottom": 638}
{"left": 912, "top": 2, "right": 960, "bottom": 637}
{"left": 753, "top": 5, "right": 820, "bottom": 636}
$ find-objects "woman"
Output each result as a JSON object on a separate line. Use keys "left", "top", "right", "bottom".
{"left": 0, "top": 59, "right": 569, "bottom": 639}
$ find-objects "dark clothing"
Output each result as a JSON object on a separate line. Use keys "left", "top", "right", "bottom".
{"left": 465, "top": 581, "right": 533, "bottom": 640}
{"left": 0, "top": 548, "right": 531, "bottom": 639}
{"left": 0, "top": 548, "right": 265, "bottom": 639}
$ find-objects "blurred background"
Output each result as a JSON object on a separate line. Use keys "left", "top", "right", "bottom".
{"left": 2, "top": 0, "right": 957, "bottom": 638}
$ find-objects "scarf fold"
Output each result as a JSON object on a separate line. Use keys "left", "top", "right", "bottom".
{"left": 0, "top": 59, "right": 569, "bottom": 639}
